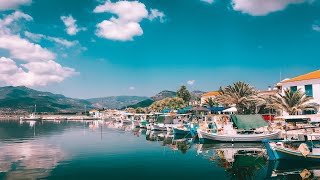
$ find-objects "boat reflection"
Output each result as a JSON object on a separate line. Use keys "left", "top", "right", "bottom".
{"left": 198, "top": 143, "right": 267, "bottom": 179}
{"left": 267, "top": 160, "right": 320, "bottom": 179}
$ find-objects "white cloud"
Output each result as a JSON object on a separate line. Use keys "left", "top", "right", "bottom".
{"left": 187, "top": 80, "right": 195, "bottom": 85}
{"left": 94, "top": 1, "right": 165, "bottom": 41}
{"left": 201, "top": 0, "right": 214, "bottom": 4}
{"left": 231, "top": 0, "right": 310, "bottom": 16}
{"left": 0, "top": 11, "right": 78, "bottom": 87}
{"left": 24, "top": 31, "right": 80, "bottom": 47}
{"left": 129, "top": 86, "right": 135, "bottom": 90}
{"left": 0, "top": 0, "right": 31, "bottom": 11}
{"left": 0, "top": 57, "right": 77, "bottom": 86}
{"left": 0, "top": 34, "right": 56, "bottom": 62}
{"left": 312, "top": 23, "right": 320, "bottom": 32}
{"left": 61, "top": 15, "right": 86, "bottom": 36}
{"left": 96, "top": 17, "right": 143, "bottom": 41}
{"left": 94, "top": 0, "right": 148, "bottom": 22}
{"left": 148, "top": 9, "right": 165, "bottom": 23}
{"left": 0, "top": 11, "right": 32, "bottom": 34}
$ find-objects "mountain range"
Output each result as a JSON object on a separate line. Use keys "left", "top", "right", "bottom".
{"left": 126, "top": 90, "right": 177, "bottom": 109}
{"left": 0, "top": 86, "right": 206, "bottom": 113}
{"left": 0, "top": 86, "right": 92, "bottom": 113}
{"left": 87, "top": 96, "right": 149, "bottom": 109}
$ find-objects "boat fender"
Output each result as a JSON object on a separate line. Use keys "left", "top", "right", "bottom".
{"left": 298, "top": 143, "right": 310, "bottom": 157}
{"left": 300, "top": 169, "right": 311, "bottom": 179}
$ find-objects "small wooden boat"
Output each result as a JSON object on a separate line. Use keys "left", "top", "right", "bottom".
{"left": 173, "top": 127, "right": 190, "bottom": 135}
{"left": 150, "top": 123, "right": 167, "bottom": 131}
{"left": 263, "top": 140, "right": 320, "bottom": 162}
{"left": 198, "top": 130, "right": 281, "bottom": 142}
{"left": 198, "top": 114, "right": 281, "bottom": 142}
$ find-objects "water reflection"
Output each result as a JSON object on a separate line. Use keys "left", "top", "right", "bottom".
{"left": 1, "top": 120, "right": 320, "bottom": 180}
{"left": 267, "top": 160, "right": 320, "bottom": 179}
{"left": 197, "top": 143, "right": 267, "bottom": 179}
{"left": 0, "top": 140, "right": 67, "bottom": 179}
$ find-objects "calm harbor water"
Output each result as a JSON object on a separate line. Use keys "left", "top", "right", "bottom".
{"left": 0, "top": 120, "right": 316, "bottom": 180}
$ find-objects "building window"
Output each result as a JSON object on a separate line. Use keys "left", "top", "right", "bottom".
{"left": 305, "top": 84, "right": 313, "bottom": 97}
{"left": 290, "top": 86, "right": 297, "bottom": 93}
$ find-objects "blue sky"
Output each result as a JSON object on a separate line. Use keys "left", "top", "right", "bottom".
{"left": 0, "top": 0, "right": 320, "bottom": 98}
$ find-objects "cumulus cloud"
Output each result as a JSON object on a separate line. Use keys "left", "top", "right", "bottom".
{"left": 96, "top": 17, "right": 143, "bottom": 41}
{"left": 61, "top": 15, "right": 86, "bottom": 36}
{"left": 0, "top": 11, "right": 77, "bottom": 86}
{"left": 129, "top": 86, "right": 135, "bottom": 90}
{"left": 94, "top": 1, "right": 165, "bottom": 41}
{"left": 24, "top": 31, "right": 80, "bottom": 47}
{"left": 187, "top": 80, "right": 195, "bottom": 85}
{"left": 0, "top": 0, "right": 32, "bottom": 11}
{"left": 0, "top": 34, "right": 55, "bottom": 62}
{"left": 148, "top": 9, "right": 165, "bottom": 23}
{"left": 201, "top": 0, "right": 214, "bottom": 4}
{"left": 231, "top": 0, "right": 310, "bottom": 16}
{"left": 0, "top": 57, "right": 77, "bottom": 86}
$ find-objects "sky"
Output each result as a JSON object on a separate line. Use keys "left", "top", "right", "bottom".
{"left": 0, "top": 0, "right": 320, "bottom": 99}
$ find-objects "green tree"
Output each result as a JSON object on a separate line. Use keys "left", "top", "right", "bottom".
{"left": 204, "top": 97, "right": 217, "bottom": 107}
{"left": 177, "top": 85, "right": 191, "bottom": 103}
{"left": 216, "top": 81, "right": 258, "bottom": 114}
{"left": 149, "top": 97, "right": 186, "bottom": 112}
{"left": 273, "top": 88, "right": 315, "bottom": 115}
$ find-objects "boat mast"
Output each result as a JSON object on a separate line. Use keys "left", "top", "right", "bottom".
{"left": 34, "top": 104, "right": 37, "bottom": 116}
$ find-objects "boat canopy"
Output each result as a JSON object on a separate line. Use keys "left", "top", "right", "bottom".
{"left": 223, "top": 107, "right": 237, "bottom": 113}
{"left": 231, "top": 115, "right": 269, "bottom": 130}
{"left": 162, "top": 108, "right": 172, "bottom": 113}
{"left": 177, "top": 106, "right": 192, "bottom": 114}
{"left": 207, "top": 107, "right": 225, "bottom": 111}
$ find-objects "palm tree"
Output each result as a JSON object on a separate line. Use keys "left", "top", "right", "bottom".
{"left": 273, "top": 88, "right": 315, "bottom": 115}
{"left": 204, "top": 97, "right": 217, "bottom": 107}
{"left": 216, "top": 81, "right": 258, "bottom": 114}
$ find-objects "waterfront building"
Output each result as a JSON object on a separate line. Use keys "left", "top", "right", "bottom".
{"left": 277, "top": 69, "right": 320, "bottom": 115}
{"left": 200, "top": 91, "right": 219, "bottom": 105}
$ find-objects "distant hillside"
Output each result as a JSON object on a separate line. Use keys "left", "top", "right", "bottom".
{"left": 87, "top": 96, "right": 149, "bottom": 109}
{"left": 126, "top": 90, "right": 177, "bottom": 109}
{"left": 0, "top": 86, "right": 92, "bottom": 113}
{"left": 190, "top": 90, "right": 206, "bottom": 100}
{"left": 151, "top": 90, "right": 176, "bottom": 101}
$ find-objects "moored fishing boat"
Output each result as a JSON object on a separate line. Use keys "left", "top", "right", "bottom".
{"left": 20, "top": 105, "right": 42, "bottom": 121}
{"left": 263, "top": 138, "right": 320, "bottom": 162}
{"left": 198, "top": 114, "right": 281, "bottom": 142}
{"left": 150, "top": 123, "right": 167, "bottom": 131}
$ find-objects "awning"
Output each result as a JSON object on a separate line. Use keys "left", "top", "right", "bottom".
{"left": 162, "top": 108, "right": 171, "bottom": 113}
{"left": 231, "top": 114, "right": 269, "bottom": 130}
{"left": 223, "top": 107, "right": 237, "bottom": 113}
{"left": 207, "top": 107, "right": 225, "bottom": 111}
{"left": 190, "top": 107, "right": 209, "bottom": 112}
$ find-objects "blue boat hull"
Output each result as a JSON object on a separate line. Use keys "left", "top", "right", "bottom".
{"left": 263, "top": 140, "right": 320, "bottom": 162}
{"left": 173, "top": 128, "right": 190, "bottom": 135}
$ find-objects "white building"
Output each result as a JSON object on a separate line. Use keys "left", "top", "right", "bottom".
{"left": 277, "top": 69, "right": 320, "bottom": 115}
{"left": 201, "top": 91, "right": 219, "bottom": 105}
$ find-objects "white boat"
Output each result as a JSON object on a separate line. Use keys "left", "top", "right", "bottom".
{"left": 20, "top": 114, "right": 42, "bottom": 121}
{"left": 198, "top": 114, "right": 281, "bottom": 142}
{"left": 146, "top": 123, "right": 152, "bottom": 130}
{"left": 20, "top": 105, "right": 42, "bottom": 121}
{"left": 150, "top": 123, "right": 167, "bottom": 131}
{"left": 198, "top": 129, "right": 280, "bottom": 142}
